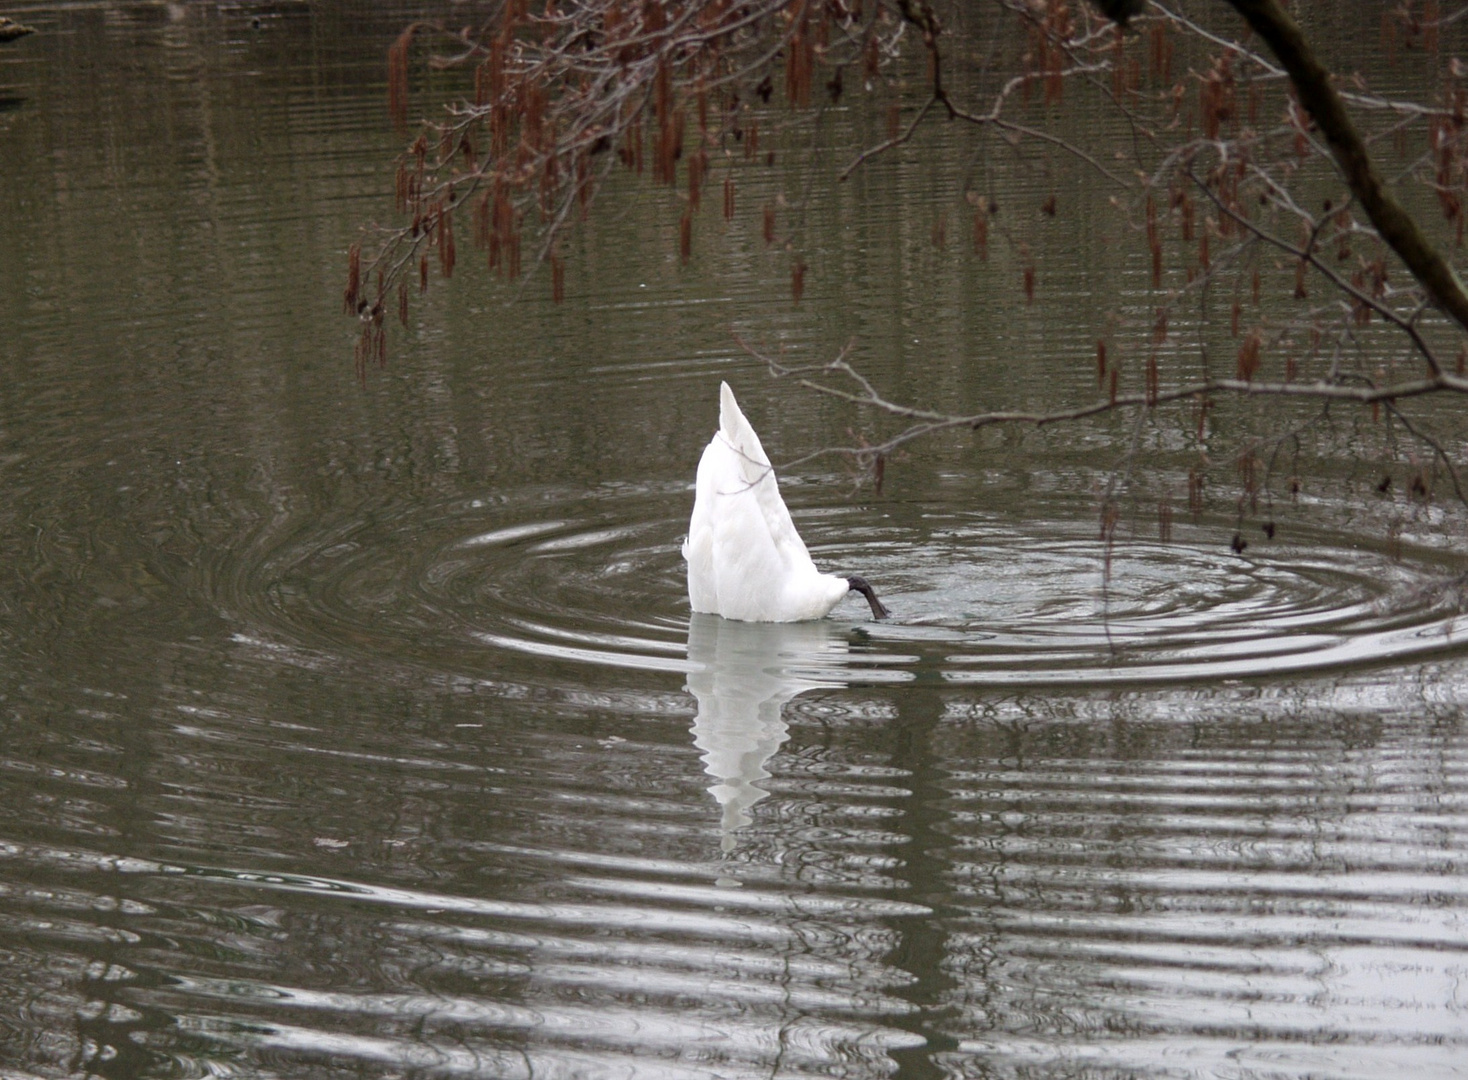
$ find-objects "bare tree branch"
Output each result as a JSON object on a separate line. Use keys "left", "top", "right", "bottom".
{"left": 1226, "top": 0, "right": 1468, "bottom": 335}
{"left": 1188, "top": 163, "right": 1452, "bottom": 379}
{"left": 742, "top": 337, "right": 1468, "bottom": 478}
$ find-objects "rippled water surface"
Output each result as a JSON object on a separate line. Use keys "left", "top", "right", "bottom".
{"left": 4, "top": 4, "right": 1468, "bottom": 1078}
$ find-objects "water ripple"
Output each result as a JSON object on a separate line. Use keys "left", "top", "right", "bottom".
{"left": 219, "top": 485, "right": 1468, "bottom": 688}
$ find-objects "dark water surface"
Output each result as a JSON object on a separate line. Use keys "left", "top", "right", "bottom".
{"left": 3, "top": 4, "right": 1468, "bottom": 1078}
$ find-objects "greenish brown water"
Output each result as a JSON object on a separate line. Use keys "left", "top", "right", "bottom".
{"left": 3, "top": 4, "right": 1468, "bottom": 1078}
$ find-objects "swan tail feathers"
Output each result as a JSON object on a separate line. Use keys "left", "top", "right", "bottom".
{"left": 719, "top": 382, "right": 772, "bottom": 486}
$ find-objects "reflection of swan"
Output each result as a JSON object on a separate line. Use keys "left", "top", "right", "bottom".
{"left": 686, "top": 614, "right": 848, "bottom": 849}
{"left": 683, "top": 382, "right": 889, "bottom": 623}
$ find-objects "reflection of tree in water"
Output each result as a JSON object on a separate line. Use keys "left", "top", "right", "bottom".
{"left": 685, "top": 613, "right": 847, "bottom": 849}
{"left": 364, "top": 0, "right": 1468, "bottom": 552}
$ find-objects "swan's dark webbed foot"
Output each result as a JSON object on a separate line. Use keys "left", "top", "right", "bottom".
{"left": 846, "top": 576, "right": 890, "bottom": 620}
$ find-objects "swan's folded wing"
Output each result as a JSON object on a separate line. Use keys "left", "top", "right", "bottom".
{"left": 710, "top": 486, "right": 788, "bottom": 620}
{"left": 684, "top": 526, "right": 716, "bottom": 613}
{"left": 690, "top": 427, "right": 787, "bottom": 619}
{"left": 688, "top": 429, "right": 776, "bottom": 618}
{"left": 685, "top": 437, "right": 720, "bottom": 613}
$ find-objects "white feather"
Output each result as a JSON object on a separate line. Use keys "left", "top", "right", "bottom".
{"left": 682, "top": 382, "right": 851, "bottom": 622}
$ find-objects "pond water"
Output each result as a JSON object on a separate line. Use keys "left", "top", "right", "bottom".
{"left": 3, "top": 4, "right": 1468, "bottom": 1078}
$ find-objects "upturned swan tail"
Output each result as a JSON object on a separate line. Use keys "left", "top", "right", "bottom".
{"left": 718, "top": 380, "right": 772, "bottom": 488}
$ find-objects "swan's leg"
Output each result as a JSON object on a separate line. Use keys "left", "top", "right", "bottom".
{"left": 846, "top": 576, "right": 890, "bottom": 620}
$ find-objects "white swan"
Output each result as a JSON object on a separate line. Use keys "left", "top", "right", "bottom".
{"left": 682, "top": 382, "right": 889, "bottom": 622}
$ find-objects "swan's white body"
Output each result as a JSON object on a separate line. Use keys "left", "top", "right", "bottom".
{"left": 683, "top": 383, "right": 851, "bottom": 622}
